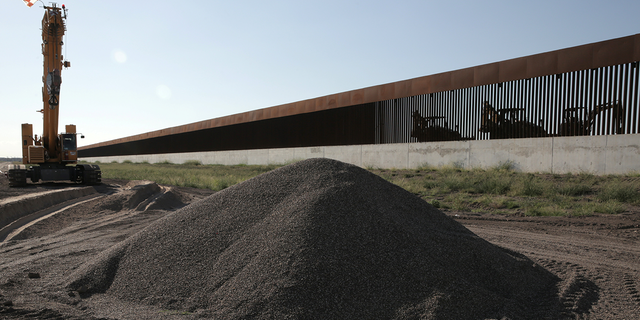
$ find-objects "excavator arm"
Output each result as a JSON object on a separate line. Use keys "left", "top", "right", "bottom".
{"left": 40, "top": 4, "right": 68, "bottom": 162}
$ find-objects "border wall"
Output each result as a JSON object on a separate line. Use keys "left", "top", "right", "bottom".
{"left": 80, "top": 34, "right": 640, "bottom": 174}
{"left": 81, "top": 134, "right": 640, "bottom": 175}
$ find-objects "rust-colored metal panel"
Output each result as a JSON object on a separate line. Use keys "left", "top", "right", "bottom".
{"left": 409, "top": 76, "right": 431, "bottom": 96}
{"left": 315, "top": 96, "right": 327, "bottom": 111}
{"left": 339, "top": 91, "right": 352, "bottom": 108}
{"left": 430, "top": 72, "right": 452, "bottom": 93}
{"left": 526, "top": 51, "right": 557, "bottom": 78}
{"left": 557, "top": 43, "right": 593, "bottom": 74}
{"left": 363, "top": 86, "right": 380, "bottom": 103}
{"left": 273, "top": 106, "right": 283, "bottom": 118}
{"left": 251, "top": 109, "right": 263, "bottom": 121}
{"left": 300, "top": 99, "right": 312, "bottom": 113}
{"left": 262, "top": 108, "right": 272, "bottom": 119}
{"left": 326, "top": 94, "right": 339, "bottom": 109}
{"left": 351, "top": 89, "right": 364, "bottom": 105}
{"left": 635, "top": 34, "right": 640, "bottom": 61}
{"left": 499, "top": 56, "right": 527, "bottom": 83}
{"left": 394, "top": 80, "right": 412, "bottom": 99}
{"left": 474, "top": 62, "right": 499, "bottom": 87}
{"left": 379, "top": 83, "right": 395, "bottom": 101}
{"left": 294, "top": 101, "right": 306, "bottom": 114}
{"left": 593, "top": 35, "right": 635, "bottom": 68}
{"left": 284, "top": 103, "right": 297, "bottom": 116}
{"left": 451, "top": 67, "right": 474, "bottom": 90}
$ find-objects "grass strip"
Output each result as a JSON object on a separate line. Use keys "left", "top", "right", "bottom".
{"left": 85, "top": 160, "right": 640, "bottom": 216}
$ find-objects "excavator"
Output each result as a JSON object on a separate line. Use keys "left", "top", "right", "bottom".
{"left": 478, "top": 101, "right": 549, "bottom": 139}
{"left": 7, "top": 3, "right": 101, "bottom": 187}
{"left": 559, "top": 102, "right": 625, "bottom": 136}
{"left": 410, "top": 110, "right": 475, "bottom": 142}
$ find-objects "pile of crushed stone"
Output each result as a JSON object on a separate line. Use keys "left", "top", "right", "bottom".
{"left": 66, "top": 158, "right": 560, "bottom": 319}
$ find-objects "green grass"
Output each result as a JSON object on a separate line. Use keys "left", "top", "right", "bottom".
{"left": 373, "top": 165, "right": 639, "bottom": 217}
{"left": 91, "top": 161, "right": 280, "bottom": 191}
{"left": 84, "top": 161, "right": 640, "bottom": 216}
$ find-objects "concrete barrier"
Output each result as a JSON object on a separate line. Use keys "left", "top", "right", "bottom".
{"left": 80, "top": 134, "right": 640, "bottom": 175}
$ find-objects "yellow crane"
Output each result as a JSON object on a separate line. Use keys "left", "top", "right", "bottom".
{"left": 8, "top": 3, "right": 101, "bottom": 187}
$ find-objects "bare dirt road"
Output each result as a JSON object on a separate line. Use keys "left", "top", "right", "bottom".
{"left": 0, "top": 172, "right": 639, "bottom": 319}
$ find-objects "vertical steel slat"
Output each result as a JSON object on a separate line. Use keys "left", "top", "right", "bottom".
{"left": 573, "top": 70, "right": 579, "bottom": 136}
{"left": 614, "top": 64, "right": 622, "bottom": 134}
{"left": 400, "top": 98, "right": 404, "bottom": 143}
{"left": 560, "top": 72, "right": 565, "bottom": 136}
{"left": 552, "top": 75, "right": 556, "bottom": 136}
{"left": 526, "top": 79, "right": 532, "bottom": 136}
{"left": 595, "top": 68, "right": 602, "bottom": 135}
{"left": 634, "top": 62, "right": 640, "bottom": 133}
{"left": 541, "top": 76, "right": 548, "bottom": 134}
{"left": 450, "top": 89, "right": 455, "bottom": 141}
{"left": 602, "top": 66, "right": 609, "bottom": 136}
{"left": 464, "top": 87, "right": 469, "bottom": 139}
{"left": 567, "top": 71, "right": 574, "bottom": 136}
{"left": 477, "top": 87, "right": 481, "bottom": 140}
{"left": 583, "top": 69, "right": 597, "bottom": 135}
{"left": 622, "top": 63, "right": 630, "bottom": 134}
{"left": 614, "top": 65, "right": 620, "bottom": 134}
{"left": 579, "top": 69, "right": 586, "bottom": 135}
{"left": 520, "top": 79, "right": 526, "bottom": 137}
{"left": 515, "top": 80, "right": 520, "bottom": 138}
{"left": 437, "top": 93, "right": 441, "bottom": 141}
{"left": 406, "top": 97, "right": 410, "bottom": 142}
{"left": 482, "top": 85, "right": 487, "bottom": 140}
{"left": 451, "top": 89, "right": 456, "bottom": 141}
{"left": 532, "top": 77, "right": 539, "bottom": 135}
{"left": 605, "top": 66, "right": 612, "bottom": 135}
{"left": 607, "top": 66, "right": 615, "bottom": 135}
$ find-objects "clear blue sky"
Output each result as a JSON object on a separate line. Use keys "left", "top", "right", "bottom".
{"left": 1, "top": 0, "right": 638, "bottom": 157}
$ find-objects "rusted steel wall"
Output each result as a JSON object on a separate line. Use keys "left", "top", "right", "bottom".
{"left": 81, "top": 103, "right": 376, "bottom": 157}
{"left": 377, "top": 61, "right": 639, "bottom": 143}
{"left": 79, "top": 34, "right": 640, "bottom": 158}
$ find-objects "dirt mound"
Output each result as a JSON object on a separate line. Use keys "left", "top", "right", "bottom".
{"left": 95, "top": 181, "right": 188, "bottom": 212}
{"left": 66, "top": 158, "right": 560, "bottom": 319}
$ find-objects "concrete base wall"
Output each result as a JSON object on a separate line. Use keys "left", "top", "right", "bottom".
{"left": 81, "top": 134, "right": 640, "bottom": 175}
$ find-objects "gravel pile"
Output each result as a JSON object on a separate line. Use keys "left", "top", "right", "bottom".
{"left": 66, "top": 158, "right": 559, "bottom": 319}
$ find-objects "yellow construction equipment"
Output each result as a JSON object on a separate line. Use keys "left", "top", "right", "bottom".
{"left": 8, "top": 3, "right": 101, "bottom": 187}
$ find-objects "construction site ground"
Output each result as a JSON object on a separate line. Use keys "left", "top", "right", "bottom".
{"left": 0, "top": 172, "right": 639, "bottom": 318}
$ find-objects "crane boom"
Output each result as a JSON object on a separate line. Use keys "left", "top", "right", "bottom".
{"left": 41, "top": 4, "right": 67, "bottom": 161}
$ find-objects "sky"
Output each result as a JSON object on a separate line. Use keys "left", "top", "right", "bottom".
{"left": 1, "top": 0, "right": 638, "bottom": 157}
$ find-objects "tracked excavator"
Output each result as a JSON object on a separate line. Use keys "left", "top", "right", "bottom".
{"left": 478, "top": 101, "right": 549, "bottom": 139}
{"left": 410, "top": 111, "right": 475, "bottom": 142}
{"left": 7, "top": 3, "right": 101, "bottom": 187}
{"left": 559, "top": 102, "right": 625, "bottom": 136}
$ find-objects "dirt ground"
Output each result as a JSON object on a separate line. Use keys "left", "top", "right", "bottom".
{"left": 0, "top": 174, "right": 639, "bottom": 319}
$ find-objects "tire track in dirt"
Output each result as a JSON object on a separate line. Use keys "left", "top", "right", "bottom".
{"left": 0, "top": 194, "right": 107, "bottom": 243}
{"left": 463, "top": 223, "right": 640, "bottom": 319}
{"left": 464, "top": 224, "right": 640, "bottom": 271}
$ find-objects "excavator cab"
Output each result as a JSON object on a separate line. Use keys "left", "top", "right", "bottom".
{"left": 60, "top": 133, "right": 77, "bottom": 162}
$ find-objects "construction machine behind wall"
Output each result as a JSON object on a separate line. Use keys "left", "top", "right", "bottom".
{"left": 7, "top": 3, "right": 101, "bottom": 187}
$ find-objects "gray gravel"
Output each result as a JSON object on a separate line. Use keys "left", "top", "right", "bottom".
{"left": 66, "top": 158, "right": 561, "bottom": 319}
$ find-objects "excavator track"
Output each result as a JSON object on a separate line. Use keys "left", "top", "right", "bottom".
{"left": 7, "top": 169, "right": 27, "bottom": 188}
